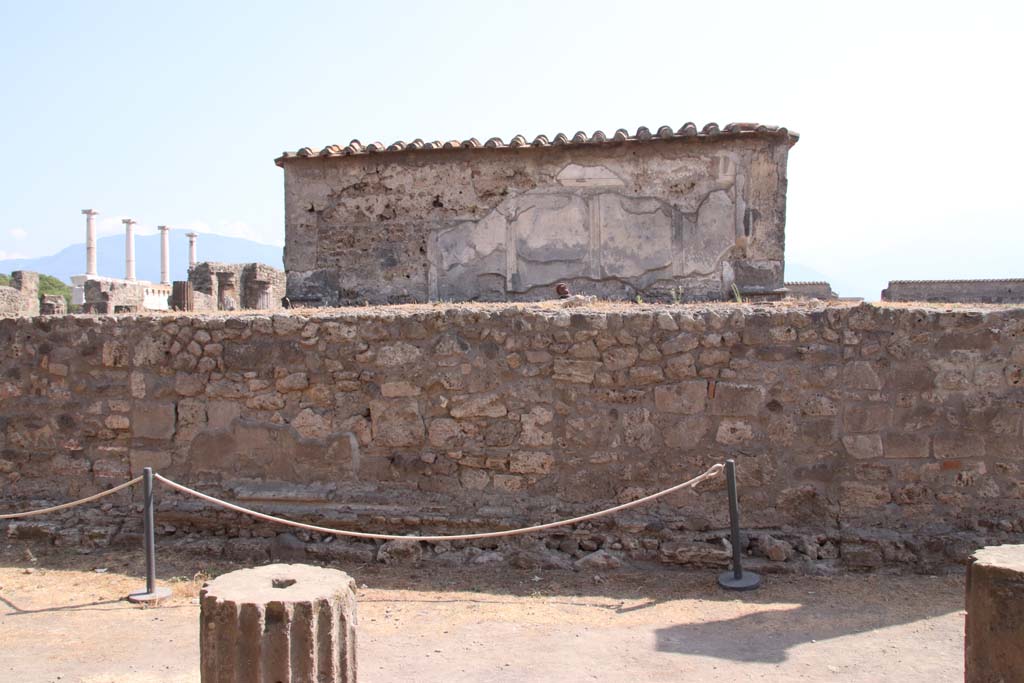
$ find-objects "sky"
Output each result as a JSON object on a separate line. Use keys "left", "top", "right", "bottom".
{"left": 1, "top": 0, "right": 1021, "bottom": 299}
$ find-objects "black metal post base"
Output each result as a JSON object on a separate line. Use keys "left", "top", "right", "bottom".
{"left": 128, "top": 586, "right": 172, "bottom": 604}
{"left": 718, "top": 569, "right": 762, "bottom": 591}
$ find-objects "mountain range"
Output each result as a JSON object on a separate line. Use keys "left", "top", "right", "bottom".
{"left": 0, "top": 232, "right": 283, "bottom": 285}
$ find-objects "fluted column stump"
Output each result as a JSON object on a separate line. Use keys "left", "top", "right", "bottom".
{"left": 965, "top": 544, "right": 1024, "bottom": 683}
{"left": 200, "top": 564, "right": 358, "bottom": 683}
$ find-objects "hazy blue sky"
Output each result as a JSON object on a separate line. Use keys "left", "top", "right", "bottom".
{"left": 1, "top": 1, "right": 1021, "bottom": 298}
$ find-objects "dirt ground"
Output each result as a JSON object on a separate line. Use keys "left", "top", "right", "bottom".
{"left": 0, "top": 542, "right": 966, "bottom": 683}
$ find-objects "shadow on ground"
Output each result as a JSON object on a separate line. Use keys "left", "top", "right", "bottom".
{"left": 0, "top": 538, "right": 965, "bottom": 668}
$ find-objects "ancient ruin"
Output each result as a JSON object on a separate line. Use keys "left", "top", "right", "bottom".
{"left": 1, "top": 124, "right": 1022, "bottom": 581}
{"left": 882, "top": 278, "right": 1024, "bottom": 304}
{"left": 785, "top": 281, "right": 837, "bottom": 300}
{"left": 0, "top": 271, "right": 39, "bottom": 317}
{"left": 188, "top": 262, "right": 286, "bottom": 312}
{"left": 2, "top": 300, "right": 1022, "bottom": 573}
{"left": 200, "top": 564, "right": 358, "bottom": 682}
{"left": 278, "top": 123, "right": 797, "bottom": 306}
{"left": 71, "top": 211, "right": 172, "bottom": 312}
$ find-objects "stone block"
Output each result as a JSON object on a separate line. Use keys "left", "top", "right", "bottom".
{"left": 716, "top": 419, "right": 755, "bottom": 445}
{"left": 509, "top": 451, "right": 554, "bottom": 474}
{"left": 843, "top": 361, "right": 883, "bottom": 390}
{"left": 839, "top": 482, "right": 891, "bottom": 508}
{"left": 380, "top": 381, "right": 421, "bottom": 398}
{"left": 370, "top": 398, "right": 424, "bottom": 447}
{"left": 449, "top": 393, "right": 506, "bottom": 419}
{"left": 553, "top": 359, "right": 600, "bottom": 384}
{"left": 654, "top": 381, "right": 707, "bottom": 414}
{"left": 131, "top": 402, "right": 177, "bottom": 440}
{"left": 934, "top": 432, "right": 986, "bottom": 460}
{"left": 129, "top": 449, "right": 172, "bottom": 476}
{"left": 207, "top": 401, "right": 241, "bottom": 431}
{"left": 708, "top": 383, "right": 765, "bottom": 416}
{"left": 602, "top": 346, "right": 638, "bottom": 370}
{"left": 842, "top": 434, "right": 883, "bottom": 460}
{"left": 966, "top": 545, "right": 1024, "bottom": 683}
{"left": 884, "top": 433, "right": 930, "bottom": 459}
{"left": 843, "top": 403, "right": 892, "bottom": 433}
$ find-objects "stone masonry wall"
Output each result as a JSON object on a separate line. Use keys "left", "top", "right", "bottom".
{"left": 190, "top": 262, "right": 286, "bottom": 311}
{"left": 281, "top": 131, "right": 794, "bottom": 306}
{"left": 1, "top": 301, "right": 1022, "bottom": 572}
{"left": 0, "top": 271, "right": 39, "bottom": 318}
{"left": 882, "top": 279, "right": 1024, "bottom": 304}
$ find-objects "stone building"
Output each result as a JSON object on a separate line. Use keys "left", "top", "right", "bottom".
{"left": 277, "top": 122, "right": 798, "bottom": 306}
{"left": 39, "top": 294, "right": 67, "bottom": 316}
{"left": 0, "top": 271, "right": 39, "bottom": 317}
{"left": 882, "top": 279, "right": 1024, "bottom": 304}
{"left": 188, "top": 262, "right": 286, "bottom": 311}
{"left": 81, "top": 279, "right": 171, "bottom": 314}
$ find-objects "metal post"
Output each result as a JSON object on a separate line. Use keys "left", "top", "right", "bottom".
{"left": 128, "top": 467, "right": 171, "bottom": 603}
{"left": 718, "top": 459, "right": 761, "bottom": 591}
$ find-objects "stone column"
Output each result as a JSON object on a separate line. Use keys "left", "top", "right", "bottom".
{"left": 965, "top": 544, "right": 1024, "bottom": 682}
{"left": 122, "top": 218, "right": 137, "bottom": 281}
{"left": 82, "top": 209, "right": 99, "bottom": 277}
{"left": 187, "top": 232, "right": 198, "bottom": 268}
{"left": 158, "top": 225, "right": 171, "bottom": 285}
{"left": 200, "top": 563, "right": 358, "bottom": 683}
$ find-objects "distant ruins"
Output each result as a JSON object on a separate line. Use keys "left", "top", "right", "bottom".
{"left": 188, "top": 262, "right": 285, "bottom": 312}
{"left": 785, "top": 281, "right": 837, "bottom": 300}
{"left": 882, "top": 279, "right": 1024, "bottom": 304}
{"left": 0, "top": 271, "right": 39, "bottom": 317}
{"left": 277, "top": 123, "right": 798, "bottom": 306}
{"left": 72, "top": 212, "right": 173, "bottom": 313}
{"left": 68, "top": 210, "right": 284, "bottom": 313}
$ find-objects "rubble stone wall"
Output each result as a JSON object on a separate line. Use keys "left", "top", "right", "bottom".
{"left": 0, "top": 271, "right": 39, "bottom": 317}
{"left": 1, "top": 301, "right": 1022, "bottom": 571}
{"left": 190, "top": 262, "right": 286, "bottom": 311}
{"left": 282, "top": 134, "right": 793, "bottom": 306}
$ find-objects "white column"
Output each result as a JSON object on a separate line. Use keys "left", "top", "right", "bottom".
{"left": 122, "top": 218, "right": 137, "bottom": 281}
{"left": 82, "top": 209, "right": 99, "bottom": 277}
{"left": 187, "top": 232, "right": 198, "bottom": 267}
{"left": 158, "top": 225, "right": 171, "bottom": 284}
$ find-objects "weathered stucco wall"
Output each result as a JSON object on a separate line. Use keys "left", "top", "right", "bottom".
{"left": 883, "top": 279, "right": 1024, "bottom": 304}
{"left": 280, "top": 127, "right": 795, "bottom": 306}
{"left": 1, "top": 302, "right": 1022, "bottom": 571}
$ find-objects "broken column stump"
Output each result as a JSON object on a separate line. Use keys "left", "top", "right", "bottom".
{"left": 965, "top": 544, "right": 1024, "bottom": 683}
{"left": 200, "top": 563, "right": 358, "bottom": 682}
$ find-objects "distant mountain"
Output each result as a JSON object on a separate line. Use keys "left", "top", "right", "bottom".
{"left": 0, "top": 232, "right": 283, "bottom": 285}
{"left": 785, "top": 263, "right": 833, "bottom": 284}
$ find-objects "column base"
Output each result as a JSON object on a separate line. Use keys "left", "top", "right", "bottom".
{"left": 128, "top": 586, "right": 172, "bottom": 603}
{"left": 718, "top": 570, "right": 762, "bottom": 591}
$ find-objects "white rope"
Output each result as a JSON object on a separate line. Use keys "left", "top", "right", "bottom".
{"left": 154, "top": 463, "right": 723, "bottom": 542}
{"left": 0, "top": 476, "right": 144, "bottom": 520}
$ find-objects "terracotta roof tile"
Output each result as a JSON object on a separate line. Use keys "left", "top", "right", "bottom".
{"left": 276, "top": 122, "right": 798, "bottom": 166}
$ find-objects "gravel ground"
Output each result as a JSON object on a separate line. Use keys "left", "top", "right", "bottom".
{"left": 0, "top": 542, "right": 966, "bottom": 682}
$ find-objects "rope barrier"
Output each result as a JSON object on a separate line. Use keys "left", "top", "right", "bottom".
{"left": 0, "top": 476, "right": 144, "bottom": 520}
{"left": 154, "top": 463, "right": 724, "bottom": 542}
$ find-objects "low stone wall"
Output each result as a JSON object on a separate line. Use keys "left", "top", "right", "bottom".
{"left": 882, "top": 279, "right": 1024, "bottom": 304}
{"left": 785, "top": 281, "right": 835, "bottom": 300}
{"left": 1, "top": 301, "right": 1022, "bottom": 572}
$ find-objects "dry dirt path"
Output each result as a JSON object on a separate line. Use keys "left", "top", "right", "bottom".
{"left": 0, "top": 545, "right": 965, "bottom": 682}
